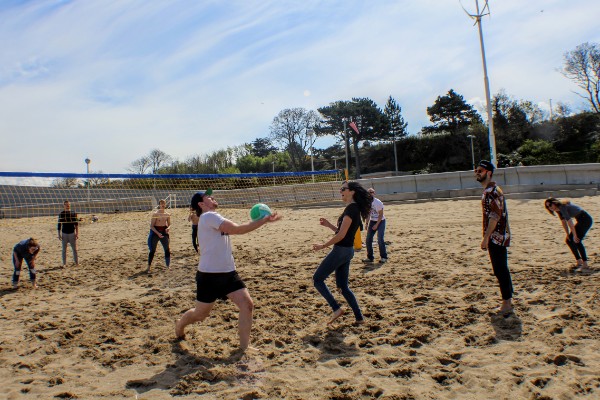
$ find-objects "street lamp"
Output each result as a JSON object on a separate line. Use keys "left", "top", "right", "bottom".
{"left": 84, "top": 158, "right": 91, "bottom": 211}
{"left": 307, "top": 128, "right": 315, "bottom": 183}
{"left": 341, "top": 118, "right": 349, "bottom": 175}
{"left": 466, "top": 135, "right": 475, "bottom": 170}
{"left": 390, "top": 119, "right": 398, "bottom": 174}
{"left": 332, "top": 156, "right": 342, "bottom": 170}
{"left": 272, "top": 160, "right": 275, "bottom": 186}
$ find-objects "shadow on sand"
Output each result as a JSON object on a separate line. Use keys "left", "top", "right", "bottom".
{"left": 490, "top": 310, "right": 523, "bottom": 341}
{"left": 126, "top": 340, "right": 251, "bottom": 396}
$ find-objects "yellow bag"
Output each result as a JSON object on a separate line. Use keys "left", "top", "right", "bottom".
{"left": 353, "top": 228, "right": 362, "bottom": 250}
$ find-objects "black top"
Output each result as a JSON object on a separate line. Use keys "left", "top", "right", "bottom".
{"left": 58, "top": 210, "right": 78, "bottom": 234}
{"left": 14, "top": 239, "right": 40, "bottom": 261}
{"left": 335, "top": 203, "right": 361, "bottom": 247}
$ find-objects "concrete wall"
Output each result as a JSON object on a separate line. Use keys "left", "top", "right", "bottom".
{"left": 357, "top": 163, "right": 600, "bottom": 201}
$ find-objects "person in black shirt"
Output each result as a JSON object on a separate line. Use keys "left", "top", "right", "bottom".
{"left": 12, "top": 238, "right": 40, "bottom": 289}
{"left": 312, "top": 181, "right": 372, "bottom": 325}
{"left": 57, "top": 200, "right": 79, "bottom": 267}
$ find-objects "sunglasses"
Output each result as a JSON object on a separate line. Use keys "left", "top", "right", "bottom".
{"left": 340, "top": 187, "right": 350, "bottom": 192}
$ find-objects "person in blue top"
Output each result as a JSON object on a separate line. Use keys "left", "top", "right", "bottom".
{"left": 12, "top": 238, "right": 40, "bottom": 289}
{"left": 312, "top": 181, "right": 372, "bottom": 325}
{"left": 544, "top": 197, "right": 594, "bottom": 273}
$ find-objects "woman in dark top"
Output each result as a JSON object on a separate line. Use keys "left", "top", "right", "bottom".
{"left": 312, "top": 181, "right": 373, "bottom": 325}
{"left": 544, "top": 197, "right": 594, "bottom": 272}
{"left": 12, "top": 238, "right": 40, "bottom": 289}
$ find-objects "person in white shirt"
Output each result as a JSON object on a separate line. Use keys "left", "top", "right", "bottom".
{"left": 362, "top": 188, "right": 388, "bottom": 264}
{"left": 175, "top": 189, "right": 281, "bottom": 353}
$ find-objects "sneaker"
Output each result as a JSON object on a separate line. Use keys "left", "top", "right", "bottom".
{"left": 362, "top": 258, "right": 374, "bottom": 264}
{"left": 379, "top": 258, "right": 388, "bottom": 264}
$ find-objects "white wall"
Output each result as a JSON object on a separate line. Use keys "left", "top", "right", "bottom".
{"left": 358, "top": 164, "right": 600, "bottom": 195}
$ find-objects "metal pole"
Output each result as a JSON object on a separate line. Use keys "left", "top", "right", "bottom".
{"left": 308, "top": 129, "right": 315, "bottom": 183}
{"left": 467, "top": 135, "right": 475, "bottom": 170}
{"left": 391, "top": 119, "right": 398, "bottom": 173}
{"left": 474, "top": 0, "right": 496, "bottom": 165}
{"left": 342, "top": 118, "right": 349, "bottom": 173}
{"left": 84, "top": 158, "right": 91, "bottom": 213}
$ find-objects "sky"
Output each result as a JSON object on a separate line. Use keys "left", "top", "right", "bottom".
{"left": 1, "top": 0, "right": 599, "bottom": 174}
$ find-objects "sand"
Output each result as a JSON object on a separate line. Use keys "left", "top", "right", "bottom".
{"left": 1, "top": 196, "right": 599, "bottom": 399}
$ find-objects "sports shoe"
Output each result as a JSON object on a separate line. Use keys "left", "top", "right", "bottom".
{"left": 362, "top": 258, "right": 374, "bottom": 264}
{"left": 379, "top": 258, "right": 388, "bottom": 264}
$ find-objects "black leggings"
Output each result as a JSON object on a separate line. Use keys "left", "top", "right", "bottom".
{"left": 566, "top": 211, "right": 593, "bottom": 262}
{"left": 488, "top": 242, "right": 513, "bottom": 300}
{"left": 191, "top": 225, "right": 198, "bottom": 253}
{"left": 148, "top": 231, "right": 170, "bottom": 267}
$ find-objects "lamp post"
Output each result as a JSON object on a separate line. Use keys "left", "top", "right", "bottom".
{"left": 272, "top": 160, "right": 275, "bottom": 186}
{"left": 332, "top": 156, "right": 342, "bottom": 170}
{"left": 390, "top": 119, "right": 398, "bottom": 174}
{"left": 466, "top": 135, "right": 475, "bottom": 170}
{"left": 341, "top": 118, "right": 349, "bottom": 175}
{"left": 307, "top": 129, "right": 315, "bottom": 183}
{"left": 84, "top": 158, "right": 91, "bottom": 211}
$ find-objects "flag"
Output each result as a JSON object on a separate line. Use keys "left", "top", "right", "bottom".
{"left": 349, "top": 121, "right": 360, "bottom": 136}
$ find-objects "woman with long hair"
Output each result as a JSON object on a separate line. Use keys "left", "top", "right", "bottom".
{"left": 312, "top": 181, "right": 372, "bottom": 325}
{"left": 544, "top": 197, "right": 594, "bottom": 272}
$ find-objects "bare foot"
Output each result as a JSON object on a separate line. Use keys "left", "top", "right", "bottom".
{"left": 328, "top": 308, "right": 345, "bottom": 325}
{"left": 239, "top": 346, "right": 259, "bottom": 354}
{"left": 175, "top": 319, "right": 185, "bottom": 340}
{"left": 32, "top": 283, "right": 38, "bottom": 289}
{"left": 353, "top": 319, "right": 365, "bottom": 326}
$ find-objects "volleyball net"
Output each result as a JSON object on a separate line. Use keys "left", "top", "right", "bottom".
{"left": 0, "top": 170, "right": 344, "bottom": 219}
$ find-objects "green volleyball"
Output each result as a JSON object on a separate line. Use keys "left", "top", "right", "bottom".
{"left": 250, "top": 203, "right": 272, "bottom": 221}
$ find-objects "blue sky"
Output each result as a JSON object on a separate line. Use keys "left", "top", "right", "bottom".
{"left": 1, "top": 0, "right": 598, "bottom": 173}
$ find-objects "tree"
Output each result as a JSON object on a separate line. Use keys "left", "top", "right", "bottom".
{"left": 423, "top": 89, "right": 482, "bottom": 135}
{"left": 561, "top": 42, "right": 600, "bottom": 113}
{"left": 269, "top": 108, "right": 320, "bottom": 171}
{"left": 128, "top": 156, "right": 150, "bottom": 174}
{"left": 492, "top": 91, "right": 532, "bottom": 153}
{"left": 384, "top": 96, "right": 408, "bottom": 140}
{"left": 516, "top": 139, "right": 561, "bottom": 166}
{"left": 553, "top": 111, "right": 600, "bottom": 153}
{"left": 250, "top": 137, "right": 277, "bottom": 157}
{"left": 51, "top": 177, "right": 80, "bottom": 188}
{"left": 318, "top": 98, "right": 388, "bottom": 178}
{"left": 88, "top": 170, "right": 110, "bottom": 186}
{"left": 147, "top": 149, "right": 173, "bottom": 174}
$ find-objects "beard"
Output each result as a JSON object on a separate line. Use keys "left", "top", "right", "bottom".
{"left": 476, "top": 175, "right": 486, "bottom": 182}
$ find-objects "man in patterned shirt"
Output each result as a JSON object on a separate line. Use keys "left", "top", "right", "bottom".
{"left": 475, "top": 160, "right": 514, "bottom": 315}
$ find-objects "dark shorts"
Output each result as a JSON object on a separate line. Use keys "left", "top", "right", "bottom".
{"left": 196, "top": 270, "right": 246, "bottom": 303}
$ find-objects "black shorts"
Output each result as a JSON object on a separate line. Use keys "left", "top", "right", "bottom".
{"left": 196, "top": 270, "right": 246, "bottom": 303}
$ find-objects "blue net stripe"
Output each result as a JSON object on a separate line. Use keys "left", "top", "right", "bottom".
{"left": 0, "top": 170, "right": 340, "bottom": 179}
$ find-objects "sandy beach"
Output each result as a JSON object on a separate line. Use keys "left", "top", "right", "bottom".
{"left": 1, "top": 196, "right": 599, "bottom": 399}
